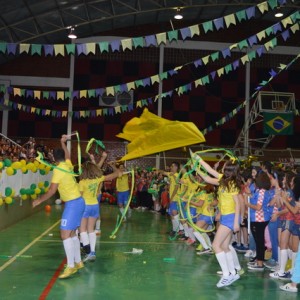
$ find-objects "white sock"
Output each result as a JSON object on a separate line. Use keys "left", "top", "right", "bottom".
{"left": 288, "top": 248, "right": 293, "bottom": 260}
{"left": 80, "top": 231, "right": 89, "bottom": 246}
{"left": 96, "top": 219, "right": 101, "bottom": 231}
{"left": 203, "top": 233, "right": 212, "bottom": 248}
{"left": 119, "top": 207, "right": 124, "bottom": 216}
{"left": 188, "top": 227, "right": 196, "bottom": 241}
{"left": 183, "top": 223, "right": 189, "bottom": 237}
{"left": 179, "top": 223, "right": 184, "bottom": 231}
{"left": 291, "top": 252, "right": 297, "bottom": 274}
{"left": 229, "top": 244, "right": 241, "bottom": 270}
{"left": 279, "top": 249, "right": 288, "bottom": 275}
{"left": 63, "top": 238, "right": 75, "bottom": 267}
{"left": 88, "top": 232, "right": 97, "bottom": 253}
{"left": 72, "top": 236, "right": 81, "bottom": 263}
{"left": 225, "top": 251, "right": 236, "bottom": 275}
{"left": 173, "top": 215, "right": 180, "bottom": 232}
{"left": 216, "top": 252, "right": 230, "bottom": 277}
{"left": 194, "top": 231, "right": 209, "bottom": 249}
{"left": 278, "top": 247, "right": 281, "bottom": 265}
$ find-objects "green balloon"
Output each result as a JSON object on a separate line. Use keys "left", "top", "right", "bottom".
{"left": 30, "top": 184, "right": 37, "bottom": 190}
{"left": 5, "top": 187, "right": 12, "bottom": 197}
{"left": 4, "top": 159, "right": 12, "bottom": 167}
{"left": 44, "top": 181, "right": 50, "bottom": 187}
{"left": 20, "top": 188, "right": 26, "bottom": 195}
{"left": 39, "top": 170, "right": 46, "bottom": 175}
{"left": 29, "top": 189, "right": 35, "bottom": 195}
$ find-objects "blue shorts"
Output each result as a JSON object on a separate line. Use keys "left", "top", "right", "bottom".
{"left": 281, "top": 220, "right": 294, "bottom": 232}
{"left": 82, "top": 204, "right": 99, "bottom": 219}
{"left": 97, "top": 194, "right": 102, "bottom": 203}
{"left": 181, "top": 206, "right": 197, "bottom": 223}
{"left": 220, "top": 213, "right": 235, "bottom": 231}
{"left": 291, "top": 222, "right": 300, "bottom": 236}
{"left": 61, "top": 197, "right": 85, "bottom": 230}
{"left": 168, "top": 201, "right": 179, "bottom": 215}
{"left": 117, "top": 190, "right": 129, "bottom": 206}
{"left": 197, "top": 214, "right": 215, "bottom": 225}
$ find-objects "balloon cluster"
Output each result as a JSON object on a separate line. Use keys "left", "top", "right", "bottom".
{"left": 19, "top": 181, "right": 50, "bottom": 201}
{"left": 0, "top": 159, "right": 52, "bottom": 176}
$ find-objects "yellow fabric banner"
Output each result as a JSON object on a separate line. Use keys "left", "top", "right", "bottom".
{"left": 116, "top": 108, "right": 205, "bottom": 161}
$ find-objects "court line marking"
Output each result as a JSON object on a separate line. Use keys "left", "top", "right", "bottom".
{"left": 0, "top": 219, "right": 61, "bottom": 272}
{"left": 38, "top": 240, "right": 180, "bottom": 245}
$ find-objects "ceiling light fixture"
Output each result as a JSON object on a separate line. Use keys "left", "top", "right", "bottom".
{"left": 68, "top": 27, "right": 77, "bottom": 39}
{"left": 174, "top": 8, "right": 183, "bottom": 20}
{"left": 274, "top": 7, "right": 283, "bottom": 18}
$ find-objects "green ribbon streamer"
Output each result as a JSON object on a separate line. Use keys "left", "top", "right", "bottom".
{"left": 110, "top": 169, "right": 135, "bottom": 239}
{"left": 36, "top": 131, "right": 82, "bottom": 176}
{"left": 85, "top": 138, "right": 105, "bottom": 154}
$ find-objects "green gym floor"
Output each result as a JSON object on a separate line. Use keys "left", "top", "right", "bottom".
{"left": 0, "top": 205, "right": 297, "bottom": 300}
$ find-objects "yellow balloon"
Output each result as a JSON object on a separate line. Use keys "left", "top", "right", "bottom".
{"left": 11, "top": 189, "right": 15, "bottom": 197}
{"left": 20, "top": 159, "right": 27, "bottom": 166}
{"left": 31, "top": 194, "right": 37, "bottom": 200}
{"left": 6, "top": 167, "right": 14, "bottom": 176}
{"left": 5, "top": 196, "right": 13, "bottom": 204}
{"left": 26, "top": 163, "right": 34, "bottom": 170}
{"left": 34, "top": 161, "right": 40, "bottom": 167}
{"left": 21, "top": 166, "right": 28, "bottom": 173}
{"left": 12, "top": 162, "right": 22, "bottom": 169}
{"left": 35, "top": 188, "right": 41, "bottom": 194}
{"left": 31, "top": 166, "right": 37, "bottom": 173}
{"left": 0, "top": 198, "right": 3, "bottom": 206}
{"left": 21, "top": 195, "right": 28, "bottom": 200}
{"left": 39, "top": 164, "right": 46, "bottom": 170}
{"left": 38, "top": 182, "right": 44, "bottom": 188}
{"left": 0, "top": 161, "right": 3, "bottom": 170}
{"left": 44, "top": 187, "right": 49, "bottom": 193}
{"left": 46, "top": 166, "right": 51, "bottom": 172}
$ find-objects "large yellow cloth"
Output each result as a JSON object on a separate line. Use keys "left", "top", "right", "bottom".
{"left": 117, "top": 108, "right": 205, "bottom": 161}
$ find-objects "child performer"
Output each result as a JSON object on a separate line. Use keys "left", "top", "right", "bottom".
{"left": 192, "top": 153, "right": 242, "bottom": 288}
{"left": 32, "top": 134, "right": 85, "bottom": 279}
{"left": 79, "top": 158, "right": 122, "bottom": 262}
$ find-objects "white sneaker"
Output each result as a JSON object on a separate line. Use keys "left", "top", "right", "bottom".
{"left": 216, "top": 275, "right": 232, "bottom": 288}
{"left": 228, "top": 273, "right": 240, "bottom": 285}
{"left": 269, "top": 271, "right": 284, "bottom": 279}
{"left": 83, "top": 252, "right": 96, "bottom": 262}
{"left": 244, "top": 250, "right": 256, "bottom": 258}
{"left": 280, "top": 283, "right": 298, "bottom": 293}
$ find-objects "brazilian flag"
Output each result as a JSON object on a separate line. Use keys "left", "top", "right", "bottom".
{"left": 263, "top": 112, "right": 294, "bottom": 135}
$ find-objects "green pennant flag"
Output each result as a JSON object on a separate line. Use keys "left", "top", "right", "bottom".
{"left": 88, "top": 89, "right": 96, "bottom": 98}
{"left": 167, "top": 30, "right": 178, "bottom": 42}
{"left": 236, "top": 10, "right": 247, "bottom": 22}
{"left": 65, "top": 91, "right": 71, "bottom": 100}
{"left": 203, "top": 21, "right": 213, "bottom": 33}
{"left": 31, "top": 44, "right": 42, "bottom": 56}
{"left": 43, "top": 91, "right": 49, "bottom": 99}
{"left": 0, "top": 42, "right": 7, "bottom": 54}
{"left": 99, "top": 42, "right": 109, "bottom": 53}
{"left": 66, "top": 44, "right": 76, "bottom": 55}
{"left": 263, "top": 112, "right": 294, "bottom": 135}
{"left": 132, "top": 37, "right": 144, "bottom": 48}
{"left": 210, "top": 52, "right": 219, "bottom": 62}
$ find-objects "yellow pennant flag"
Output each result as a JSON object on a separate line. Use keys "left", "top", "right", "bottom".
{"left": 116, "top": 108, "right": 205, "bottom": 161}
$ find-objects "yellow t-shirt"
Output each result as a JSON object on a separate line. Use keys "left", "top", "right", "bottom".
{"left": 217, "top": 183, "right": 239, "bottom": 215}
{"left": 177, "top": 173, "right": 189, "bottom": 200}
{"left": 184, "top": 180, "right": 199, "bottom": 208}
{"left": 79, "top": 176, "right": 105, "bottom": 205}
{"left": 167, "top": 172, "right": 179, "bottom": 202}
{"left": 51, "top": 159, "right": 81, "bottom": 202}
{"left": 116, "top": 174, "right": 129, "bottom": 192}
{"left": 201, "top": 192, "right": 215, "bottom": 217}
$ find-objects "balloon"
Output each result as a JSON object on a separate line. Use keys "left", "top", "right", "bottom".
{"left": 26, "top": 163, "right": 34, "bottom": 170}
{"left": 44, "top": 181, "right": 50, "bottom": 187}
{"left": 30, "top": 184, "right": 37, "bottom": 190}
{"left": 39, "top": 164, "right": 46, "bottom": 170}
{"left": 20, "top": 159, "right": 27, "bottom": 166}
{"left": 0, "top": 162, "right": 3, "bottom": 170}
{"left": 11, "top": 162, "right": 22, "bottom": 169}
{"left": 35, "top": 188, "right": 41, "bottom": 194}
{"left": 20, "top": 188, "right": 26, "bottom": 195}
{"left": 5, "top": 187, "right": 12, "bottom": 197}
{"left": 21, "top": 166, "right": 28, "bottom": 174}
{"left": 45, "top": 205, "right": 51, "bottom": 212}
{"left": 31, "top": 166, "right": 37, "bottom": 173}
{"left": 3, "top": 158, "right": 12, "bottom": 167}
{"left": 39, "top": 170, "right": 46, "bottom": 175}
{"left": 21, "top": 194, "right": 28, "bottom": 200}
{"left": 6, "top": 167, "right": 14, "bottom": 176}
{"left": 0, "top": 198, "right": 3, "bottom": 206}
{"left": 38, "top": 182, "right": 44, "bottom": 188}
{"left": 5, "top": 197, "right": 13, "bottom": 204}
{"left": 55, "top": 199, "right": 62, "bottom": 205}
{"left": 34, "top": 160, "right": 40, "bottom": 167}
{"left": 31, "top": 194, "right": 37, "bottom": 200}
